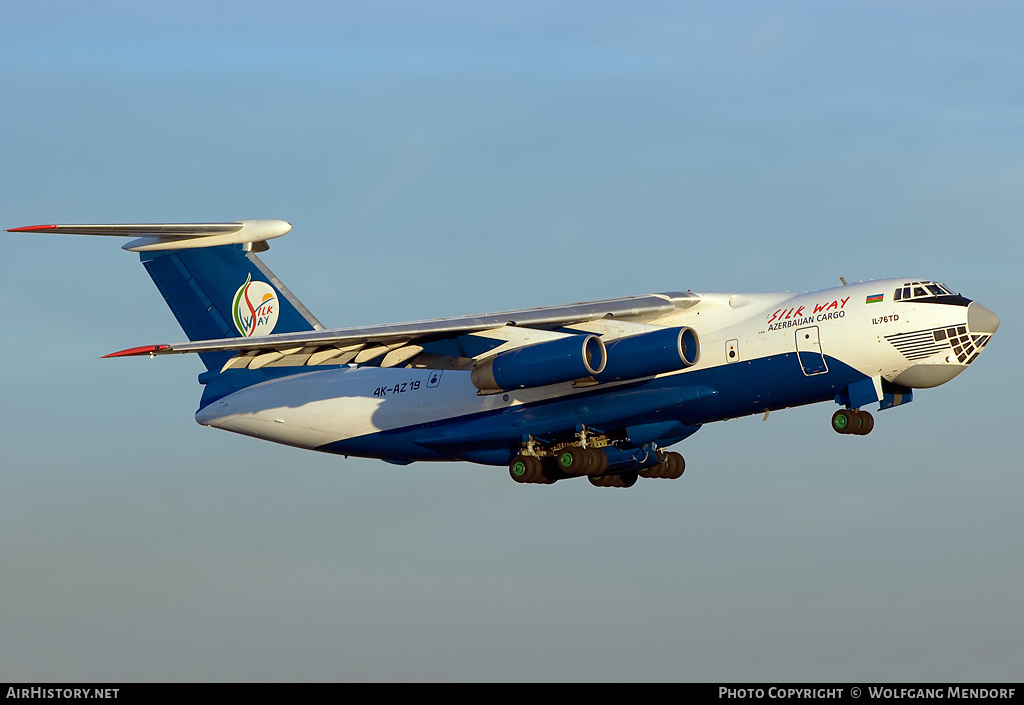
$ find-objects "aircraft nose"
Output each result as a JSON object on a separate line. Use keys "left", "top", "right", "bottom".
{"left": 968, "top": 302, "right": 1000, "bottom": 335}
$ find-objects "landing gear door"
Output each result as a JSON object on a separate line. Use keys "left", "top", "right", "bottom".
{"left": 795, "top": 326, "right": 828, "bottom": 376}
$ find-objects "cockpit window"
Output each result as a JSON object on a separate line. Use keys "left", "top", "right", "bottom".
{"left": 893, "top": 281, "right": 955, "bottom": 302}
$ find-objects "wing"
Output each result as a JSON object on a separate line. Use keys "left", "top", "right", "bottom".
{"left": 105, "top": 291, "right": 701, "bottom": 374}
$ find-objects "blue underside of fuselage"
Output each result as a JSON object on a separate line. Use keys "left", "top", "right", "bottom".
{"left": 315, "top": 353, "right": 869, "bottom": 466}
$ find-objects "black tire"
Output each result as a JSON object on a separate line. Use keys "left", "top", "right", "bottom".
{"left": 528, "top": 456, "right": 547, "bottom": 482}
{"left": 588, "top": 472, "right": 637, "bottom": 488}
{"left": 642, "top": 451, "right": 684, "bottom": 479}
{"left": 639, "top": 463, "right": 661, "bottom": 479}
{"left": 856, "top": 410, "right": 874, "bottom": 435}
{"left": 509, "top": 455, "right": 543, "bottom": 483}
{"left": 831, "top": 409, "right": 855, "bottom": 434}
{"left": 665, "top": 452, "right": 685, "bottom": 479}
{"left": 557, "top": 447, "right": 590, "bottom": 475}
{"left": 509, "top": 455, "right": 531, "bottom": 483}
{"left": 585, "top": 447, "right": 608, "bottom": 475}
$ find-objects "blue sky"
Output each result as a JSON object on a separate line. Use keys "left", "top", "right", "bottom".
{"left": 2, "top": 1, "right": 1021, "bottom": 682}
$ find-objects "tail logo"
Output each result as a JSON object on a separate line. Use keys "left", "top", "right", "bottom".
{"left": 232, "top": 274, "right": 279, "bottom": 337}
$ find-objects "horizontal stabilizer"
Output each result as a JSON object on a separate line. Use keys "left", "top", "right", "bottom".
{"left": 7, "top": 220, "right": 292, "bottom": 251}
{"left": 102, "top": 345, "right": 171, "bottom": 358}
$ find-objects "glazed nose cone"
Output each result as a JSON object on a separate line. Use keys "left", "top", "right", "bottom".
{"left": 968, "top": 302, "right": 1000, "bottom": 335}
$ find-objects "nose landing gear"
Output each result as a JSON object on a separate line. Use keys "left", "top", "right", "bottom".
{"left": 831, "top": 408, "right": 874, "bottom": 435}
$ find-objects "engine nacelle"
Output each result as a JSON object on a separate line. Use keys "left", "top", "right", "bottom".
{"left": 594, "top": 327, "right": 700, "bottom": 383}
{"left": 471, "top": 334, "right": 607, "bottom": 394}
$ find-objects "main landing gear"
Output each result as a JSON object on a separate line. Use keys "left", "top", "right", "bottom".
{"left": 508, "top": 446, "right": 609, "bottom": 485}
{"left": 508, "top": 432, "right": 685, "bottom": 488}
{"left": 640, "top": 450, "right": 685, "bottom": 479}
{"left": 831, "top": 408, "right": 874, "bottom": 436}
{"left": 509, "top": 447, "right": 609, "bottom": 485}
{"left": 584, "top": 451, "right": 684, "bottom": 488}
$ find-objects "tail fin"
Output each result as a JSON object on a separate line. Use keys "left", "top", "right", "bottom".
{"left": 7, "top": 220, "right": 323, "bottom": 373}
{"left": 141, "top": 244, "right": 322, "bottom": 371}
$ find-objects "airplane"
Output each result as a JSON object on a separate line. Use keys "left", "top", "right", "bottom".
{"left": 8, "top": 219, "right": 1000, "bottom": 488}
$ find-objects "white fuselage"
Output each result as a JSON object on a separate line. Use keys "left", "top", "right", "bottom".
{"left": 194, "top": 278, "right": 997, "bottom": 463}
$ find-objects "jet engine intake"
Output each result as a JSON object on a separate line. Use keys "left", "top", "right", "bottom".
{"left": 594, "top": 327, "right": 700, "bottom": 383}
{"left": 471, "top": 334, "right": 606, "bottom": 394}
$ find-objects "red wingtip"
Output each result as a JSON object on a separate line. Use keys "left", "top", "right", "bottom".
{"left": 7, "top": 224, "right": 58, "bottom": 232}
{"left": 102, "top": 344, "right": 170, "bottom": 358}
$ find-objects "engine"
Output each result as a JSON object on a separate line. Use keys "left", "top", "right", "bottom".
{"left": 594, "top": 327, "right": 700, "bottom": 383}
{"left": 471, "top": 334, "right": 607, "bottom": 394}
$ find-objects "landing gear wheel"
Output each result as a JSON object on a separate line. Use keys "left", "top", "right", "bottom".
{"left": 856, "top": 410, "right": 874, "bottom": 435}
{"left": 831, "top": 409, "right": 855, "bottom": 434}
{"left": 640, "top": 451, "right": 685, "bottom": 479}
{"left": 556, "top": 447, "right": 590, "bottom": 475}
{"left": 639, "top": 466, "right": 657, "bottom": 479}
{"left": 589, "top": 472, "right": 638, "bottom": 488}
{"left": 509, "top": 455, "right": 544, "bottom": 483}
{"left": 663, "top": 452, "right": 685, "bottom": 479}
{"left": 584, "top": 447, "right": 608, "bottom": 476}
{"left": 833, "top": 409, "right": 875, "bottom": 436}
{"left": 640, "top": 451, "right": 665, "bottom": 478}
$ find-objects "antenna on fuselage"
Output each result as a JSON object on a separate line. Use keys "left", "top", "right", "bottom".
{"left": 839, "top": 277, "right": 848, "bottom": 286}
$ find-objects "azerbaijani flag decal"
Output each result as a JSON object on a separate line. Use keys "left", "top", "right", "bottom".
{"left": 232, "top": 274, "right": 279, "bottom": 337}
{"left": 866, "top": 293, "right": 884, "bottom": 304}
